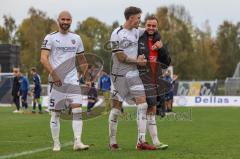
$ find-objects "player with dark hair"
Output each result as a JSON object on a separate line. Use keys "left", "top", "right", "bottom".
{"left": 12, "top": 68, "right": 21, "bottom": 113}
{"left": 109, "top": 6, "right": 158, "bottom": 150}
{"left": 138, "top": 14, "right": 170, "bottom": 149}
{"left": 30, "top": 67, "right": 42, "bottom": 114}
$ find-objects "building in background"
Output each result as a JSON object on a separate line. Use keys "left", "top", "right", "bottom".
{"left": 0, "top": 44, "right": 20, "bottom": 72}
{"left": 0, "top": 44, "right": 20, "bottom": 105}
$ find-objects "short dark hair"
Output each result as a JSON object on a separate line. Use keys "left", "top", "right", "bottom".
{"left": 13, "top": 67, "right": 20, "bottom": 73}
{"left": 124, "top": 6, "right": 142, "bottom": 20}
{"left": 144, "top": 14, "right": 158, "bottom": 24}
{"left": 31, "top": 67, "right": 36, "bottom": 72}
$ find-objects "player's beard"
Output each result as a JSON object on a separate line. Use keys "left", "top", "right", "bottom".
{"left": 59, "top": 23, "right": 71, "bottom": 31}
{"left": 146, "top": 28, "right": 157, "bottom": 36}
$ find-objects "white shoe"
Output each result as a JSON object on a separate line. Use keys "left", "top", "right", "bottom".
{"left": 154, "top": 142, "right": 168, "bottom": 150}
{"left": 13, "top": 110, "right": 20, "bottom": 113}
{"left": 73, "top": 142, "right": 89, "bottom": 151}
{"left": 45, "top": 108, "right": 50, "bottom": 113}
{"left": 53, "top": 142, "right": 61, "bottom": 151}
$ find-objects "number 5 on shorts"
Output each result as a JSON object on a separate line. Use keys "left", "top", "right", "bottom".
{"left": 50, "top": 99, "right": 55, "bottom": 107}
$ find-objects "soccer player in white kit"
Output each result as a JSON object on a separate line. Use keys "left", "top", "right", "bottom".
{"left": 108, "top": 6, "right": 157, "bottom": 150}
{"left": 40, "top": 11, "right": 89, "bottom": 151}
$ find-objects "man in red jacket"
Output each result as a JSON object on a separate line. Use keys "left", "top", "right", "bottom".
{"left": 138, "top": 15, "right": 171, "bottom": 149}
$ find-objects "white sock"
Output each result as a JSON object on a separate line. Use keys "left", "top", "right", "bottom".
{"left": 50, "top": 111, "right": 60, "bottom": 143}
{"left": 147, "top": 114, "right": 160, "bottom": 145}
{"left": 109, "top": 108, "right": 121, "bottom": 145}
{"left": 72, "top": 107, "right": 83, "bottom": 143}
{"left": 137, "top": 103, "right": 148, "bottom": 144}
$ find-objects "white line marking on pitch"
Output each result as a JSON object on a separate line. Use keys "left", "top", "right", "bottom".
{"left": 1, "top": 141, "right": 52, "bottom": 144}
{"left": 0, "top": 109, "right": 105, "bottom": 159}
{"left": 0, "top": 142, "right": 72, "bottom": 159}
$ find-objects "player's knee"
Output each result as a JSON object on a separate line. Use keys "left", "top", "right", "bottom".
{"left": 72, "top": 107, "right": 82, "bottom": 120}
{"left": 135, "top": 96, "right": 146, "bottom": 105}
{"left": 51, "top": 111, "right": 61, "bottom": 119}
{"left": 111, "top": 99, "right": 122, "bottom": 109}
{"left": 137, "top": 102, "right": 148, "bottom": 113}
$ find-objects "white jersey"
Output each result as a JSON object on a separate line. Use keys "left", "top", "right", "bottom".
{"left": 41, "top": 31, "right": 84, "bottom": 85}
{"left": 110, "top": 26, "right": 145, "bottom": 75}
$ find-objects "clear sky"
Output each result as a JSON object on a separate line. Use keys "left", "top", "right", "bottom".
{"left": 0, "top": 0, "right": 239, "bottom": 36}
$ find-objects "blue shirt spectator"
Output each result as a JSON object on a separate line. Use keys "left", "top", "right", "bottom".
{"left": 19, "top": 75, "right": 29, "bottom": 92}
{"left": 19, "top": 75, "right": 30, "bottom": 109}
{"left": 99, "top": 73, "right": 111, "bottom": 92}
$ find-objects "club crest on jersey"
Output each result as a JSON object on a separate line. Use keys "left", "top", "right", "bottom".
{"left": 71, "top": 39, "right": 76, "bottom": 44}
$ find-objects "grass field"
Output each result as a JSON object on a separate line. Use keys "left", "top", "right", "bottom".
{"left": 0, "top": 106, "right": 239, "bottom": 159}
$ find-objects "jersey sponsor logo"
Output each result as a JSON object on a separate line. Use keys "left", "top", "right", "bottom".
{"left": 105, "top": 40, "right": 135, "bottom": 52}
{"left": 56, "top": 47, "right": 76, "bottom": 52}
{"left": 120, "top": 38, "right": 137, "bottom": 49}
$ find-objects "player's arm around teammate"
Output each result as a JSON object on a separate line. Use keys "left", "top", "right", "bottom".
{"left": 109, "top": 6, "right": 157, "bottom": 151}
{"left": 138, "top": 15, "right": 169, "bottom": 149}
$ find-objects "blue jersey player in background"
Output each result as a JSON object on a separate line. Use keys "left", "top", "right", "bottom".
{"left": 30, "top": 67, "right": 42, "bottom": 114}
{"left": 163, "top": 69, "right": 178, "bottom": 113}
{"left": 19, "top": 71, "right": 30, "bottom": 110}
{"left": 99, "top": 71, "right": 111, "bottom": 113}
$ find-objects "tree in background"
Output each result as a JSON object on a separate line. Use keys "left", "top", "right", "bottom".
{"left": 191, "top": 21, "right": 219, "bottom": 80}
{"left": 1, "top": 6, "right": 239, "bottom": 82}
{"left": 216, "top": 21, "right": 240, "bottom": 79}
{"left": 75, "top": 17, "right": 112, "bottom": 73}
{"left": 155, "top": 5, "right": 196, "bottom": 79}
{"left": 16, "top": 7, "right": 57, "bottom": 82}
{"left": 0, "top": 15, "right": 17, "bottom": 44}
{"left": 154, "top": 5, "right": 228, "bottom": 80}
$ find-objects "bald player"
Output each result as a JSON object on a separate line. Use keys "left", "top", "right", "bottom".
{"left": 40, "top": 11, "right": 89, "bottom": 151}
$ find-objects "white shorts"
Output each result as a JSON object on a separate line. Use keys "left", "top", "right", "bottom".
{"left": 48, "top": 84, "right": 82, "bottom": 110}
{"left": 111, "top": 70, "right": 145, "bottom": 103}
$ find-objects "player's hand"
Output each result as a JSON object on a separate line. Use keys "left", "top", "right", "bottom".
{"left": 85, "top": 81, "right": 91, "bottom": 87}
{"left": 137, "top": 55, "right": 147, "bottom": 66}
{"left": 50, "top": 71, "right": 62, "bottom": 87}
{"left": 82, "top": 70, "right": 92, "bottom": 82}
{"left": 152, "top": 40, "right": 163, "bottom": 50}
{"left": 173, "top": 74, "right": 178, "bottom": 81}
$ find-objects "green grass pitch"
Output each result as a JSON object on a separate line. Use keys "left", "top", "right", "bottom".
{"left": 0, "top": 106, "right": 239, "bottom": 159}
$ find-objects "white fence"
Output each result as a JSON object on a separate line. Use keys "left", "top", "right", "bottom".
{"left": 173, "top": 96, "right": 240, "bottom": 107}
